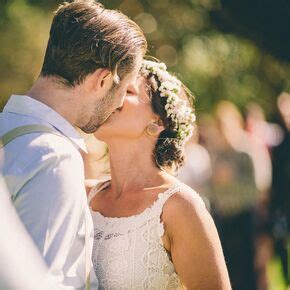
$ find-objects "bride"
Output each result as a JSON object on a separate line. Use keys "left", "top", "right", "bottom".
{"left": 86, "top": 60, "right": 231, "bottom": 289}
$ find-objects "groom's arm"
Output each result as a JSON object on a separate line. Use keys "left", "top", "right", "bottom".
{"left": 7, "top": 136, "right": 92, "bottom": 289}
{"left": 0, "top": 176, "right": 60, "bottom": 290}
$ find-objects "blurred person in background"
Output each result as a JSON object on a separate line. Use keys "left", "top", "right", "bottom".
{"left": 0, "top": 1, "right": 146, "bottom": 288}
{"left": 245, "top": 101, "right": 288, "bottom": 289}
{"left": 200, "top": 101, "right": 272, "bottom": 290}
{"left": 268, "top": 92, "right": 290, "bottom": 286}
{"left": 177, "top": 124, "right": 212, "bottom": 210}
{"left": 245, "top": 102, "right": 284, "bottom": 152}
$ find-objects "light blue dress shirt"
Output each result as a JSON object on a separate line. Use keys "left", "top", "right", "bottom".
{"left": 0, "top": 175, "right": 60, "bottom": 290}
{"left": 0, "top": 95, "right": 96, "bottom": 289}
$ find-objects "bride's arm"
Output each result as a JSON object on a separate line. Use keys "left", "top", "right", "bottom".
{"left": 162, "top": 190, "right": 231, "bottom": 290}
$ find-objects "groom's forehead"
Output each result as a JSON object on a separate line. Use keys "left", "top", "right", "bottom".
{"left": 133, "top": 56, "right": 143, "bottom": 76}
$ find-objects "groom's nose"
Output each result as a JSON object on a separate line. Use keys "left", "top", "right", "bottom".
{"left": 117, "top": 95, "right": 125, "bottom": 109}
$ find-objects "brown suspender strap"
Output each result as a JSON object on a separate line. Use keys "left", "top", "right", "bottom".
{"left": 0, "top": 125, "right": 61, "bottom": 148}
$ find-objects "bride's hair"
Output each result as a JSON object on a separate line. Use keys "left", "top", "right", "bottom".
{"left": 145, "top": 73, "right": 195, "bottom": 173}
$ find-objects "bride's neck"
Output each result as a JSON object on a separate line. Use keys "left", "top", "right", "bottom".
{"left": 106, "top": 138, "right": 169, "bottom": 195}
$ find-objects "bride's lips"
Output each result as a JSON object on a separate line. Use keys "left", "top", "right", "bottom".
{"left": 111, "top": 106, "right": 123, "bottom": 115}
{"left": 102, "top": 106, "right": 123, "bottom": 124}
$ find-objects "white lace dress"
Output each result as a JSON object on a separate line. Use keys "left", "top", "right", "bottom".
{"left": 88, "top": 181, "right": 195, "bottom": 290}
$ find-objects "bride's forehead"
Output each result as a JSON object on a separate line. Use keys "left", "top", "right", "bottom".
{"left": 132, "top": 77, "right": 151, "bottom": 103}
{"left": 136, "top": 76, "right": 149, "bottom": 92}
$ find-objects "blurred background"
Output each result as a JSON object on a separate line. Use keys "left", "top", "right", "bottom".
{"left": 0, "top": 0, "right": 289, "bottom": 289}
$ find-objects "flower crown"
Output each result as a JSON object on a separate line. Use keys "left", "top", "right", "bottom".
{"left": 140, "top": 60, "right": 196, "bottom": 144}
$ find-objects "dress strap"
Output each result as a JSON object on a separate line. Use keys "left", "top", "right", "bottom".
{"left": 88, "top": 180, "right": 110, "bottom": 204}
{"left": 150, "top": 183, "right": 181, "bottom": 217}
{"left": 152, "top": 182, "right": 204, "bottom": 218}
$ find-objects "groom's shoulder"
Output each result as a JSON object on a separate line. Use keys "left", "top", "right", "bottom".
{"left": 32, "top": 132, "right": 79, "bottom": 154}
{"left": 25, "top": 133, "right": 83, "bottom": 169}
{"left": 0, "top": 117, "right": 80, "bottom": 157}
{"left": 1, "top": 126, "right": 82, "bottom": 171}
{"left": 18, "top": 130, "right": 80, "bottom": 156}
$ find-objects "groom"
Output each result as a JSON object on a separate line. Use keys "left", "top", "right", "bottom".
{"left": 0, "top": 1, "right": 146, "bottom": 289}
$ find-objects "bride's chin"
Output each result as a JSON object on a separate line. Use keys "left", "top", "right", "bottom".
{"left": 93, "top": 124, "right": 115, "bottom": 142}
{"left": 93, "top": 128, "right": 107, "bottom": 141}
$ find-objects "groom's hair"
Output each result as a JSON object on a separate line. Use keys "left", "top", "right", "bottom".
{"left": 40, "top": 1, "right": 147, "bottom": 87}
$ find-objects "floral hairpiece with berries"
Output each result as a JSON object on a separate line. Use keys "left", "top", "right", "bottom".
{"left": 140, "top": 60, "right": 196, "bottom": 144}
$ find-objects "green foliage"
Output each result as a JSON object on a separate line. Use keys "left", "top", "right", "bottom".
{"left": 1, "top": 0, "right": 290, "bottom": 118}
{"left": 0, "top": 0, "right": 52, "bottom": 108}
{"left": 268, "top": 255, "right": 287, "bottom": 290}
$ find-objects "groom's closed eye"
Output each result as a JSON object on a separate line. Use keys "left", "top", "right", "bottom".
{"left": 127, "top": 90, "right": 135, "bottom": 95}
{"left": 126, "top": 87, "right": 138, "bottom": 96}
{"left": 126, "top": 82, "right": 139, "bottom": 95}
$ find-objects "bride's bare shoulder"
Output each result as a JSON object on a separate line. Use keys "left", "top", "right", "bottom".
{"left": 162, "top": 182, "right": 209, "bottom": 228}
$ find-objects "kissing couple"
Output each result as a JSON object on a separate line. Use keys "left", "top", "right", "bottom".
{"left": 0, "top": 1, "right": 231, "bottom": 289}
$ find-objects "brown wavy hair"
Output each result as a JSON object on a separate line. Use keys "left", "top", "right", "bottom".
{"left": 144, "top": 70, "right": 195, "bottom": 173}
{"left": 41, "top": 1, "right": 147, "bottom": 87}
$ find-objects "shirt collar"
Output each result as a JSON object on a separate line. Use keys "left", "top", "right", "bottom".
{"left": 4, "top": 95, "right": 88, "bottom": 153}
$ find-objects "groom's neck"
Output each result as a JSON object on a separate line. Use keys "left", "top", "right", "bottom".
{"left": 27, "top": 76, "right": 80, "bottom": 125}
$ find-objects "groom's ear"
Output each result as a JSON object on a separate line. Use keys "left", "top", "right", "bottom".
{"left": 85, "top": 68, "right": 113, "bottom": 92}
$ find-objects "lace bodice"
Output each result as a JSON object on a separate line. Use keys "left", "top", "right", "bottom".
{"left": 88, "top": 181, "right": 191, "bottom": 290}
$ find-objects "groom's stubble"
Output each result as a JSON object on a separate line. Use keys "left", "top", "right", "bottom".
{"left": 79, "top": 83, "right": 119, "bottom": 133}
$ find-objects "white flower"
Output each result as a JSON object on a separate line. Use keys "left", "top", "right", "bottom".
{"left": 141, "top": 60, "right": 196, "bottom": 144}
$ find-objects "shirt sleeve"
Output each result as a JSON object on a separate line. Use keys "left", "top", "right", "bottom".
{"left": 10, "top": 139, "right": 91, "bottom": 289}
{"left": 0, "top": 176, "right": 61, "bottom": 290}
